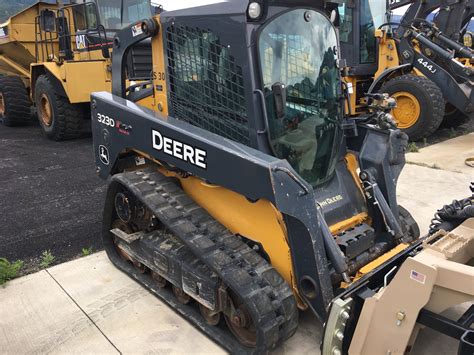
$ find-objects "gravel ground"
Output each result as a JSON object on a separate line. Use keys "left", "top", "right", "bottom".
{"left": 0, "top": 115, "right": 472, "bottom": 276}
{"left": 0, "top": 120, "right": 105, "bottom": 275}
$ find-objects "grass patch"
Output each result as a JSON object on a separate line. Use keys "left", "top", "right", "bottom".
{"left": 448, "top": 128, "right": 458, "bottom": 139}
{"left": 40, "top": 250, "right": 55, "bottom": 268}
{"left": 82, "top": 247, "right": 93, "bottom": 257}
{"left": 407, "top": 142, "right": 419, "bottom": 153}
{"left": 0, "top": 258, "right": 24, "bottom": 285}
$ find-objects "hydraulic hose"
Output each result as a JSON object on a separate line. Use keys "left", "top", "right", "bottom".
{"left": 434, "top": 32, "right": 474, "bottom": 59}
{"left": 412, "top": 30, "right": 455, "bottom": 62}
{"left": 408, "top": 18, "right": 473, "bottom": 59}
{"left": 430, "top": 184, "right": 474, "bottom": 234}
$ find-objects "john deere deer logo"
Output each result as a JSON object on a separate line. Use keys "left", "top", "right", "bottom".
{"left": 99, "top": 145, "right": 110, "bottom": 165}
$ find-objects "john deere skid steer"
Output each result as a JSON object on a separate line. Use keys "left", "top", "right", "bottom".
{"left": 90, "top": 1, "right": 474, "bottom": 353}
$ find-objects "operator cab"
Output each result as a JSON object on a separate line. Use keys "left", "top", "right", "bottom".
{"left": 36, "top": 0, "right": 153, "bottom": 61}
{"left": 71, "top": 0, "right": 153, "bottom": 46}
{"left": 331, "top": 0, "right": 387, "bottom": 75}
{"left": 93, "top": 0, "right": 152, "bottom": 32}
{"left": 158, "top": 1, "right": 368, "bottom": 226}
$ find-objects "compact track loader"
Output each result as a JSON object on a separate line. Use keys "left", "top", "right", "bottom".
{"left": 0, "top": 0, "right": 153, "bottom": 140}
{"left": 90, "top": 1, "right": 474, "bottom": 353}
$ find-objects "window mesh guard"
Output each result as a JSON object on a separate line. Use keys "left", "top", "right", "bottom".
{"left": 262, "top": 34, "right": 322, "bottom": 117}
{"left": 166, "top": 26, "right": 250, "bottom": 145}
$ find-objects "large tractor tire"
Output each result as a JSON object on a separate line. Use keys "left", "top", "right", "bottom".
{"left": 381, "top": 74, "right": 444, "bottom": 141}
{"left": 0, "top": 76, "right": 32, "bottom": 126}
{"left": 441, "top": 104, "right": 471, "bottom": 128}
{"left": 34, "top": 74, "right": 83, "bottom": 141}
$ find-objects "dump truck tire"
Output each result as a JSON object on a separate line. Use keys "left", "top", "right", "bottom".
{"left": 0, "top": 76, "right": 32, "bottom": 127}
{"left": 441, "top": 105, "right": 471, "bottom": 128}
{"left": 381, "top": 74, "right": 444, "bottom": 141}
{"left": 35, "top": 75, "right": 83, "bottom": 141}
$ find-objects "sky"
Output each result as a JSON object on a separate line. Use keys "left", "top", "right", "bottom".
{"left": 152, "top": 1, "right": 412, "bottom": 15}
{"left": 151, "top": 0, "right": 226, "bottom": 11}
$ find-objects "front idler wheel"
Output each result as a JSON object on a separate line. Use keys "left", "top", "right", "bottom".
{"left": 115, "top": 192, "right": 133, "bottom": 223}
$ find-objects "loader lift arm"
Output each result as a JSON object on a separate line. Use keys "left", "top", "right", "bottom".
{"left": 387, "top": 0, "right": 474, "bottom": 118}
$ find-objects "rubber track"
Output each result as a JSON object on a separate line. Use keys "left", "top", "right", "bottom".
{"left": 0, "top": 76, "right": 31, "bottom": 126}
{"left": 110, "top": 169, "right": 299, "bottom": 353}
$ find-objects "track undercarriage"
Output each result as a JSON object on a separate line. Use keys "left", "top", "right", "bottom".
{"left": 102, "top": 168, "right": 299, "bottom": 353}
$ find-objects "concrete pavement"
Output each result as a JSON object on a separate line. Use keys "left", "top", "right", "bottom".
{"left": 405, "top": 133, "right": 474, "bottom": 174}
{"left": 1, "top": 135, "right": 472, "bottom": 354}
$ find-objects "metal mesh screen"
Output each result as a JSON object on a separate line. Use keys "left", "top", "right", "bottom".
{"left": 262, "top": 34, "right": 321, "bottom": 117}
{"left": 166, "top": 26, "right": 250, "bottom": 145}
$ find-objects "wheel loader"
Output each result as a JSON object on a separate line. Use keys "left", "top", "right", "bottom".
{"left": 0, "top": 0, "right": 153, "bottom": 140}
{"left": 90, "top": 1, "right": 474, "bottom": 353}
{"left": 333, "top": 0, "right": 473, "bottom": 141}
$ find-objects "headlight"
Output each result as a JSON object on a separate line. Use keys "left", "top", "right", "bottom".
{"left": 248, "top": 2, "right": 262, "bottom": 20}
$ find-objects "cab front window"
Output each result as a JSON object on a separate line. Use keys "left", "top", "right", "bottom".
{"left": 96, "top": 0, "right": 152, "bottom": 30}
{"left": 259, "top": 9, "right": 343, "bottom": 186}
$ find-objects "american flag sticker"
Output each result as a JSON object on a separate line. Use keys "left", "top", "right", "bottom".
{"left": 410, "top": 270, "right": 426, "bottom": 284}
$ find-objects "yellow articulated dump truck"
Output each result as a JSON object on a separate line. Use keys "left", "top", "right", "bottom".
{"left": 0, "top": 0, "right": 153, "bottom": 140}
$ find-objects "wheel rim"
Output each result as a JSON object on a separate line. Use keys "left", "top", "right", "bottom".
{"left": 0, "top": 93, "right": 5, "bottom": 116}
{"left": 391, "top": 91, "right": 421, "bottom": 129}
{"left": 39, "top": 93, "right": 53, "bottom": 127}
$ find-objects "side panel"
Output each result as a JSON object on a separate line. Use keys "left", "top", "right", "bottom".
{"left": 62, "top": 61, "right": 111, "bottom": 103}
{"left": 31, "top": 61, "right": 111, "bottom": 103}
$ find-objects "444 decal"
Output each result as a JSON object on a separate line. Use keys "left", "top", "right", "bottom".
{"left": 417, "top": 58, "right": 437, "bottom": 74}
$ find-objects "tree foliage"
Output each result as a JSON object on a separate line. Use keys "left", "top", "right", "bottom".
{"left": 0, "top": 0, "right": 37, "bottom": 23}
